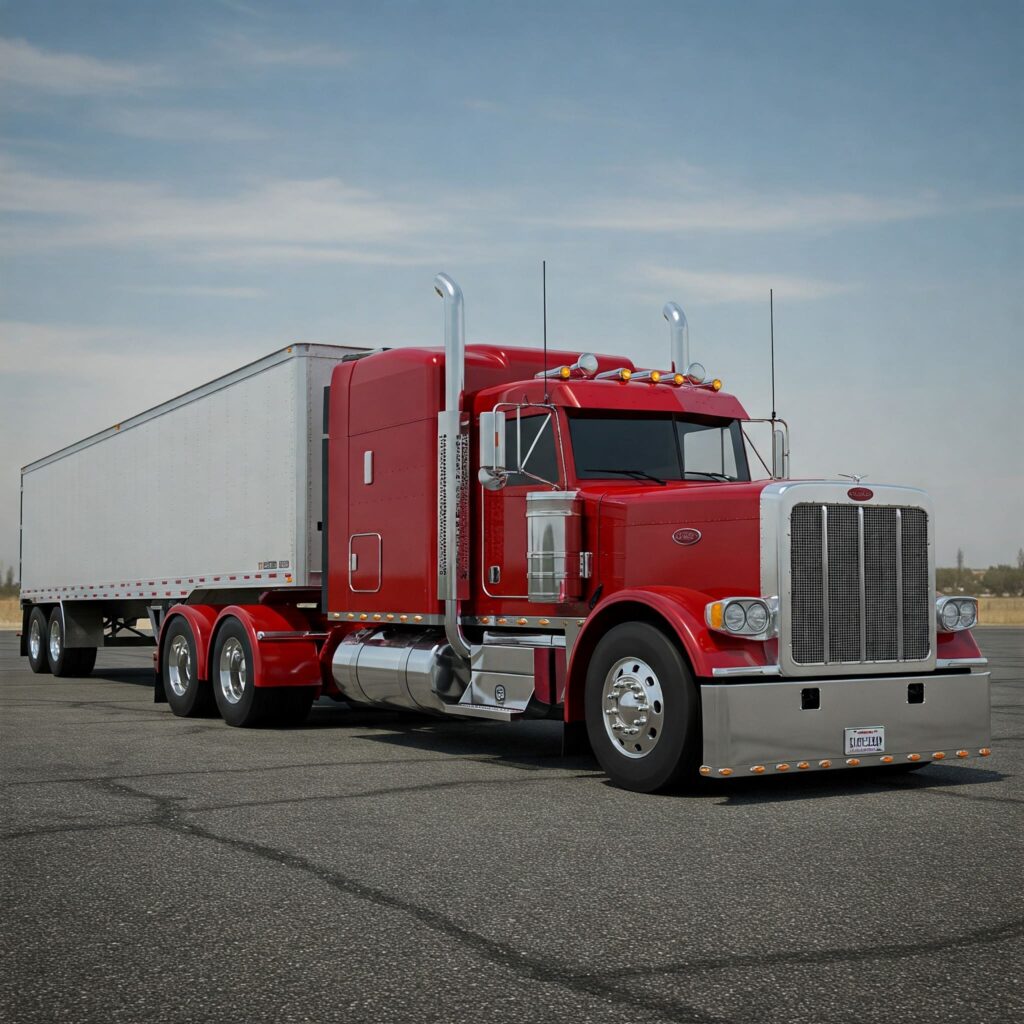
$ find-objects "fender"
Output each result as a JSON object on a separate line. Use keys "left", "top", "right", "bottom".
{"left": 158, "top": 604, "right": 220, "bottom": 682}
{"left": 212, "top": 604, "right": 323, "bottom": 690}
{"left": 564, "top": 586, "right": 774, "bottom": 722}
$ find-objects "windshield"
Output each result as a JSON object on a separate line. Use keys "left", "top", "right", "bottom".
{"left": 569, "top": 413, "right": 751, "bottom": 483}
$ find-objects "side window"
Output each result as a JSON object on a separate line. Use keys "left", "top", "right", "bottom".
{"left": 504, "top": 413, "right": 559, "bottom": 485}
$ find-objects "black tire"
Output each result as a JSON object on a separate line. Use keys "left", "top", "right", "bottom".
{"left": 27, "top": 607, "right": 51, "bottom": 674}
{"left": 161, "top": 617, "right": 215, "bottom": 717}
{"left": 584, "top": 621, "right": 700, "bottom": 793}
{"left": 211, "top": 618, "right": 276, "bottom": 727}
{"left": 46, "top": 607, "right": 96, "bottom": 678}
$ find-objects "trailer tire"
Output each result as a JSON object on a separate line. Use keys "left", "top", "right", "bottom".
{"left": 212, "top": 619, "right": 274, "bottom": 727}
{"left": 161, "top": 618, "right": 214, "bottom": 717}
{"left": 45, "top": 607, "right": 96, "bottom": 678}
{"left": 584, "top": 621, "right": 700, "bottom": 793}
{"left": 27, "top": 607, "right": 51, "bottom": 674}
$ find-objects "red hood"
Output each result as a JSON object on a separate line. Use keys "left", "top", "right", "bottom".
{"left": 579, "top": 480, "right": 772, "bottom": 598}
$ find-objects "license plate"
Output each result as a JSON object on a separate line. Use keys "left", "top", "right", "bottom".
{"left": 845, "top": 726, "right": 885, "bottom": 756}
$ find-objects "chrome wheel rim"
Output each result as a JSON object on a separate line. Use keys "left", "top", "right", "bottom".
{"left": 602, "top": 656, "right": 665, "bottom": 759}
{"left": 29, "top": 618, "right": 42, "bottom": 661}
{"left": 218, "top": 637, "right": 247, "bottom": 705}
{"left": 48, "top": 619, "right": 62, "bottom": 663}
{"left": 167, "top": 634, "right": 192, "bottom": 697}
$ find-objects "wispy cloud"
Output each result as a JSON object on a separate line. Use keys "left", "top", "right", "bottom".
{"left": 217, "top": 33, "right": 351, "bottom": 68}
{"left": 96, "top": 106, "right": 269, "bottom": 142}
{"left": 642, "top": 266, "right": 853, "bottom": 304}
{"left": 0, "top": 36, "right": 158, "bottom": 94}
{"left": 0, "top": 157, "right": 448, "bottom": 264}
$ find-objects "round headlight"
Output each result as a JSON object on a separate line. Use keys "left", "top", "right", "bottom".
{"left": 940, "top": 602, "right": 960, "bottom": 631}
{"left": 745, "top": 602, "right": 769, "bottom": 633}
{"left": 957, "top": 601, "right": 977, "bottom": 629}
{"left": 723, "top": 603, "right": 747, "bottom": 632}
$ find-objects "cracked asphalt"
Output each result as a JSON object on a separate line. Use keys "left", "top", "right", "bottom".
{"left": 1, "top": 628, "right": 1021, "bottom": 1024}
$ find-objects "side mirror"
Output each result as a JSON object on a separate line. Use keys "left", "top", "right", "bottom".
{"left": 773, "top": 427, "right": 789, "bottom": 479}
{"left": 478, "top": 410, "right": 508, "bottom": 491}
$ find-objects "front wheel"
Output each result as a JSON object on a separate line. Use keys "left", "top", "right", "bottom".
{"left": 584, "top": 622, "right": 700, "bottom": 793}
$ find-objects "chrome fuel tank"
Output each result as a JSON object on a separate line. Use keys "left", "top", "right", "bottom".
{"left": 331, "top": 628, "right": 468, "bottom": 713}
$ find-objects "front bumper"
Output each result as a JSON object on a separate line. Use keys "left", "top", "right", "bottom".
{"left": 700, "top": 671, "right": 991, "bottom": 778}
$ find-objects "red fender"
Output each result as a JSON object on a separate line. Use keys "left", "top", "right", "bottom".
{"left": 564, "top": 586, "right": 774, "bottom": 722}
{"left": 158, "top": 605, "right": 220, "bottom": 681}
{"left": 212, "top": 604, "right": 322, "bottom": 690}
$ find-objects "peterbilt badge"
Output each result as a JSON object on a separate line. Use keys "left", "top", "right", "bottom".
{"left": 672, "top": 528, "right": 702, "bottom": 546}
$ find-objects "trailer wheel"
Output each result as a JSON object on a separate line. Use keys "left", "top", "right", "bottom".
{"left": 27, "top": 607, "right": 51, "bottom": 674}
{"left": 161, "top": 618, "right": 214, "bottom": 717}
{"left": 212, "top": 619, "right": 274, "bottom": 727}
{"left": 45, "top": 607, "right": 96, "bottom": 678}
{"left": 584, "top": 622, "right": 700, "bottom": 793}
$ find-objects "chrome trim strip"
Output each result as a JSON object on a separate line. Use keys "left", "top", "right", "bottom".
{"left": 896, "top": 507, "right": 904, "bottom": 661}
{"left": 821, "top": 505, "right": 830, "bottom": 664}
{"left": 255, "top": 631, "right": 328, "bottom": 641}
{"left": 936, "top": 657, "right": 989, "bottom": 668}
{"left": 858, "top": 505, "right": 866, "bottom": 662}
{"left": 711, "top": 665, "right": 782, "bottom": 678}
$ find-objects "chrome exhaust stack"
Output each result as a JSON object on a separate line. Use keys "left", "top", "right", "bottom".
{"left": 433, "top": 273, "right": 471, "bottom": 660}
{"left": 663, "top": 301, "right": 689, "bottom": 374}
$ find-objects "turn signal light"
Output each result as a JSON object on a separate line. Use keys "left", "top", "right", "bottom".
{"left": 979, "top": 748, "right": 992, "bottom": 756}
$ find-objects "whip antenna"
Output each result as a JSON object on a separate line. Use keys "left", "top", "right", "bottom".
{"left": 542, "top": 260, "right": 548, "bottom": 402}
{"left": 770, "top": 288, "right": 776, "bottom": 421}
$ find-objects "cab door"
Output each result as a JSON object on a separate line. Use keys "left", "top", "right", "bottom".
{"left": 481, "top": 407, "right": 564, "bottom": 599}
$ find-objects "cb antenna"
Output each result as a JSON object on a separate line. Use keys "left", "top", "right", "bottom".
{"left": 770, "top": 288, "right": 776, "bottom": 421}
{"left": 542, "top": 260, "right": 549, "bottom": 402}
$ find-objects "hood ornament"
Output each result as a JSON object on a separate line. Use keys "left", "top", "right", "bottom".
{"left": 839, "top": 473, "right": 868, "bottom": 485}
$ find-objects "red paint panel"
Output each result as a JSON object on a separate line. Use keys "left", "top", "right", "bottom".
{"left": 214, "top": 604, "right": 322, "bottom": 690}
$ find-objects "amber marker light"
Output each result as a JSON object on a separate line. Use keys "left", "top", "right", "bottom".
{"left": 907, "top": 753, "right": 922, "bottom": 761}
{"left": 933, "top": 752, "right": 946, "bottom": 760}
{"left": 979, "top": 748, "right": 992, "bottom": 756}
{"left": 711, "top": 379, "right": 722, "bottom": 391}
{"left": 699, "top": 766, "right": 712, "bottom": 776}
{"left": 819, "top": 760, "right": 832, "bottom": 768}
{"left": 671, "top": 373, "right": 685, "bottom": 385}
{"left": 558, "top": 365, "right": 571, "bottom": 379}
{"left": 956, "top": 749, "right": 969, "bottom": 758}
{"left": 359, "top": 613, "right": 368, "bottom": 621}
{"left": 517, "top": 617, "right": 529, "bottom": 625}
{"left": 846, "top": 758, "right": 861, "bottom": 767}
{"left": 881, "top": 755, "right": 894, "bottom": 763}
{"left": 620, "top": 369, "right": 632, "bottom": 381}
{"left": 751, "top": 765, "right": 766, "bottom": 774}
{"left": 719, "top": 768, "right": 733, "bottom": 776}
{"left": 797, "top": 761, "right": 810, "bottom": 770}
{"left": 707, "top": 602, "right": 724, "bottom": 629}
{"left": 776, "top": 763, "right": 790, "bottom": 771}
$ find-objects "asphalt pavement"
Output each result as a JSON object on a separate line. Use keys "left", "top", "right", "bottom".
{"left": 1, "top": 628, "right": 1022, "bottom": 1024}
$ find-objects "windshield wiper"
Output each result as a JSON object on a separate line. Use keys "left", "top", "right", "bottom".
{"left": 682, "top": 471, "right": 734, "bottom": 481}
{"left": 587, "top": 467, "right": 667, "bottom": 486}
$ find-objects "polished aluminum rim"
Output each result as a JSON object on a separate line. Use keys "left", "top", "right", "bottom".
{"left": 602, "top": 656, "right": 665, "bottom": 759}
{"left": 218, "top": 637, "right": 247, "bottom": 705}
{"left": 29, "top": 618, "right": 42, "bottom": 661}
{"left": 48, "top": 618, "right": 62, "bottom": 664}
{"left": 167, "top": 634, "right": 192, "bottom": 697}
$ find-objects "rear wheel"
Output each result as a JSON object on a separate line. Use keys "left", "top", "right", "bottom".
{"left": 161, "top": 617, "right": 214, "bottom": 717}
{"left": 212, "top": 619, "right": 275, "bottom": 727}
{"left": 584, "top": 622, "right": 700, "bottom": 793}
{"left": 27, "top": 607, "right": 51, "bottom": 674}
{"left": 46, "top": 607, "right": 96, "bottom": 678}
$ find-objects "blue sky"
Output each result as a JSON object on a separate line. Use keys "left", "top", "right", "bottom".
{"left": 1, "top": 0, "right": 1021, "bottom": 575}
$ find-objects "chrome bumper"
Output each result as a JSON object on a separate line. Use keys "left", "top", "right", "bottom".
{"left": 700, "top": 671, "right": 991, "bottom": 778}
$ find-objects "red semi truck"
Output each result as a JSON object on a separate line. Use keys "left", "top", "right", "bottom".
{"left": 18, "top": 273, "right": 991, "bottom": 791}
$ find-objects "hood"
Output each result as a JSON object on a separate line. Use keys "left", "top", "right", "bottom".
{"left": 580, "top": 480, "right": 772, "bottom": 598}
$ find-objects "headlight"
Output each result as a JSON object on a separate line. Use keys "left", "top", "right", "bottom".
{"left": 724, "top": 603, "right": 747, "bottom": 631}
{"left": 706, "top": 597, "right": 777, "bottom": 638}
{"left": 936, "top": 596, "right": 978, "bottom": 633}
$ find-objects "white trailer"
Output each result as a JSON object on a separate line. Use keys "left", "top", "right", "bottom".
{"left": 19, "top": 343, "right": 366, "bottom": 674}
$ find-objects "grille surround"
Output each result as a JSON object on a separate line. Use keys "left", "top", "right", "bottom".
{"left": 761, "top": 483, "right": 935, "bottom": 678}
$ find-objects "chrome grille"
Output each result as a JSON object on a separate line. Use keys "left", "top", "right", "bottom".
{"left": 790, "top": 503, "right": 930, "bottom": 665}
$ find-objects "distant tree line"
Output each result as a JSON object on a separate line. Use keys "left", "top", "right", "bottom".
{"left": 0, "top": 563, "right": 16, "bottom": 598}
{"left": 937, "top": 548, "right": 1024, "bottom": 596}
